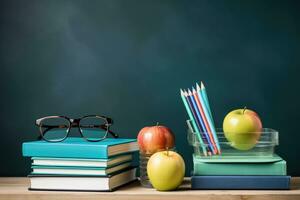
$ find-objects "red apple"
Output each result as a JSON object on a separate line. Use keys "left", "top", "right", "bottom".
{"left": 137, "top": 124, "right": 175, "bottom": 154}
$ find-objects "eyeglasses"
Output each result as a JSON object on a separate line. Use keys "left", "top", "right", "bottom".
{"left": 35, "top": 115, "right": 118, "bottom": 142}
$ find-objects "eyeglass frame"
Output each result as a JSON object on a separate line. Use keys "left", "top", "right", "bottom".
{"left": 35, "top": 115, "right": 119, "bottom": 142}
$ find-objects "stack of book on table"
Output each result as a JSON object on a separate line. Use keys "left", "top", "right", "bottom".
{"left": 191, "top": 154, "right": 290, "bottom": 190}
{"left": 22, "top": 137, "right": 139, "bottom": 191}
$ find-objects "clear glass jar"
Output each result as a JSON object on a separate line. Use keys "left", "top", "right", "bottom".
{"left": 186, "top": 119, "right": 279, "bottom": 159}
{"left": 139, "top": 152, "right": 153, "bottom": 188}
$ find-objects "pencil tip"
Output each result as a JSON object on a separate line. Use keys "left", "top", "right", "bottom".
{"left": 201, "top": 81, "right": 205, "bottom": 89}
{"left": 196, "top": 83, "right": 200, "bottom": 90}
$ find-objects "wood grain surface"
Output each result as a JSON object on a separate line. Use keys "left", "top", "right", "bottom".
{"left": 0, "top": 177, "right": 299, "bottom": 200}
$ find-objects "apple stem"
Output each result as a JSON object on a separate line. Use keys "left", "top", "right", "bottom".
{"left": 243, "top": 106, "right": 247, "bottom": 114}
{"left": 156, "top": 122, "right": 159, "bottom": 126}
{"left": 166, "top": 147, "right": 169, "bottom": 156}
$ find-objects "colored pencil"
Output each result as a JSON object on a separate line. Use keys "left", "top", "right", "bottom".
{"left": 196, "top": 84, "right": 221, "bottom": 154}
{"left": 192, "top": 88, "right": 218, "bottom": 154}
{"left": 180, "top": 89, "right": 207, "bottom": 156}
{"left": 199, "top": 82, "right": 215, "bottom": 126}
{"left": 187, "top": 89, "right": 215, "bottom": 154}
{"left": 184, "top": 90, "right": 211, "bottom": 155}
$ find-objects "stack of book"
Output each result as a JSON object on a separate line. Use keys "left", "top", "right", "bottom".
{"left": 22, "top": 137, "right": 139, "bottom": 191}
{"left": 191, "top": 154, "right": 290, "bottom": 189}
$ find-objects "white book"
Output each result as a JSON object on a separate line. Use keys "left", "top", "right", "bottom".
{"left": 32, "top": 162, "right": 132, "bottom": 176}
{"left": 32, "top": 154, "right": 133, "bottom": 168}
{"left": 29, "top": 168, "right": 137, "bottom": 191}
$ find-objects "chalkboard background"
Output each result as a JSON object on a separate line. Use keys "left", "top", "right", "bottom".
{"left": 0, "top": 0, "right": 299, "bottom": 176}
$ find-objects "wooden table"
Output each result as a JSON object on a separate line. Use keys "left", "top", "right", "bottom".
{"left": 0, "top": 177, "right": 299, "bottom": 200}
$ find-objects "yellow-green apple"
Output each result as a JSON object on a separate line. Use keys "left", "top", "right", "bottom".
{"left": 137, "top": 124, "right": 175, "bottom": 154}
{"left": 223, "top": 107, "right": 262, "bottom": 150}
{"left": 147, "top": 151, "right": 185, "bottom": 191}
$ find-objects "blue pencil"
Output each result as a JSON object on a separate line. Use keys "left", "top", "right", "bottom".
{"left": 184, "top": 90, "right": 211, "bottom": 155}
{"left": 187, "top": 89, "right": 215, "bottom": 154}
{"left": 180, "top": 89, "right": 207, "bottom": 156}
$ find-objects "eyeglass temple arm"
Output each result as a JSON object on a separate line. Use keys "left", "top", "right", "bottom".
{"left": 108, "top": 129, "right": 118, "bottom": 138}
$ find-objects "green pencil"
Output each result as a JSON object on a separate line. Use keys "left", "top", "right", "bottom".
{"left": 198, "top": 82, "right": 215, "bottom": 126}
{"left": 180, "top": 89, "right": 207, "bottom": 156}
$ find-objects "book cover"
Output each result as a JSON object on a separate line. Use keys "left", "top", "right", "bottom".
{"left": 31, "top": 154, "right": 133, "bottom": 168}
{"left": 191, "top": 175, "right": 291, "bottom": 190}
{"left": 31, "top": 161, "right": 132, "bottom": 176}
{"left": 22, "top": 137, "right": 138, "bottom": 159}
{"left": 193, "top": 154, "right": 286, "bottom": 176}
{"left": 28, "top": 167, "right": 137, "bottom": 191}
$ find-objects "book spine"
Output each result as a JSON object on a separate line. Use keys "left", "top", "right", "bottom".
{"left": 22, "top": 143, "right": 108, "bottom": 159}
{"left": 193, "top": 160, "right": 286, "bottom": 176}
{"left": 191, "top": 176, "right": 291, "bottom": 189}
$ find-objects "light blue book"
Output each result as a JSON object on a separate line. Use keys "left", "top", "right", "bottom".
{"left": 22, "top": 137, "right": 138, "bottom": 159}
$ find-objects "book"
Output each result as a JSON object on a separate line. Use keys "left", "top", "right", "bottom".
{"left": 29, "top": 167, "right": 137, "bottom": 191}
{"left": 31, "top": 162, "right": 132, "bottom": 176}
{"left": 191, "top": 175, "right": 291, "bottom": 189}
{"left": 193, "top": 154, "right": 286, "bottom": 175}
{"left": 32, "top": 154, "right": 133, "bottom": 168}
{"left": 22, "top": 137, "right": 138, "bottom": 159}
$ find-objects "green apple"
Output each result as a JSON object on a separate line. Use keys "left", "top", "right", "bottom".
{"left": 223, "top": 108, "right": 262, "bottom": 150}
{"left": 147, "top": 150, "right": 185, "bottom": 191}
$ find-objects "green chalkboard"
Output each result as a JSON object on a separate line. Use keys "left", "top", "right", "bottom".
{"left": 0, "top": 0, "right": 299, "bottom": 176}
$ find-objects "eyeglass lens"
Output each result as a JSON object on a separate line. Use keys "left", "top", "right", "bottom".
{"left": 79, "top": 116, "right": 108, "bottom": 141}
{"left": 40, "top": 117, "right": 70, "bottom": 142}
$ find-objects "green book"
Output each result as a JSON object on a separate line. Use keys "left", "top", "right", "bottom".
{"left": 193, "top": 154, "right": 286, "bottom": 176}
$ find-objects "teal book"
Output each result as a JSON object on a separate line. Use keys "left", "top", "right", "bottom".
{"left": 23, "top": 137, "right": 138, "bottom": 159}
{"left": 193, "top": 154, "right": 286, "bottom": 175}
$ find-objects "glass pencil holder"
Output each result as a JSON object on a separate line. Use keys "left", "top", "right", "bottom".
{"left": 139, "top": 151, "right": 153, "bottom": 188}
{"left": 186, "top": 120, "right": 279, "bottom": 159}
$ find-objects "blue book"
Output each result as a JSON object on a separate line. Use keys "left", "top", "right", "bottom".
{"left": 191, "top": 175, "right": 291, "bottom": 190}
{"left": 23, "top": 137, "right": 138, "bottom": 159}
